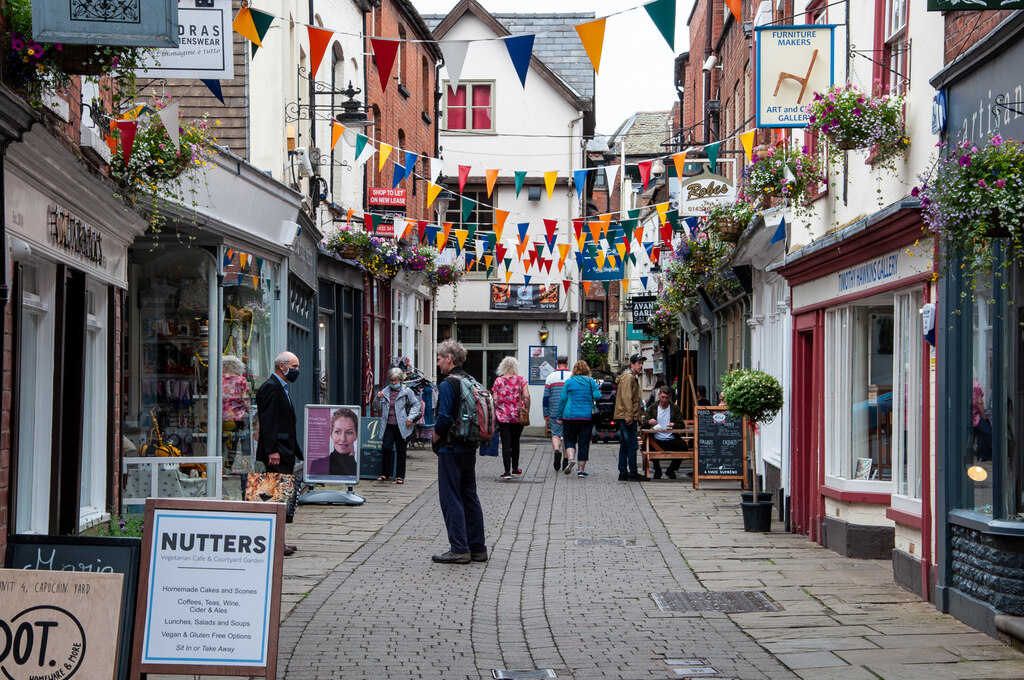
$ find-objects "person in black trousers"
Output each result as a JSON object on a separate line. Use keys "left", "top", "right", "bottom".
{"left": 431, "top": 340, "right": 487, "bottom": 565}
{"left": 374, "top": 367, "right": 422, "bottom": 483}
{"left": 255, "top": 350, "right": 303, "bottom": 556}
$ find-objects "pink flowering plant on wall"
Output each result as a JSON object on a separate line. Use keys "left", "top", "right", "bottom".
{"left": 741, "top": 142, "right": 824, "bottom": 218}
{"left": 646, "top": 301, "right": 679, "bottom": 340}
{"left": 916, "top": 135, "right": 1024, "bottom": 272}
{"left": 804, "top": 83, "right": 909, "bottom": 171}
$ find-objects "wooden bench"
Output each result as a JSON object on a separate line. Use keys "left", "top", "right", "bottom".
{"left": 641, "top": 423, "right": 694, "bottom": 478}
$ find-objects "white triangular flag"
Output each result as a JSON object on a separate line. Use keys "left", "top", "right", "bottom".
{"left": 430, "top": 157, "right": 444, "bottom": 183}
{"left": 354, "top": 140, "right": 376, "bottom": 167}
{"left": 439, "top": 40, "right": 471, "bottom": 94}
{"left": 157, "top": 100, "right": 180, "bottom": 148}
{"left": 603, "top": 164, "right": 620, "bottom": 191}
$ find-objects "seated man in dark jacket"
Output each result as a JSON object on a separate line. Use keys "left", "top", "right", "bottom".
{"left": 644, "top": 386, "right": 688, "bottom": 479}
{"left": 431, "top": 339, "right": 487, "bottom": 565}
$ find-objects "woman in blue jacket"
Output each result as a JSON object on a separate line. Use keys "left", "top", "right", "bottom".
{"left": 556, "top": 360, "right": 601, "bottom": 477}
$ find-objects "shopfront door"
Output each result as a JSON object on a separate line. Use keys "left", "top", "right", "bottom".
{"left": 792, "top": 312, "right": 823, "bottom": 541}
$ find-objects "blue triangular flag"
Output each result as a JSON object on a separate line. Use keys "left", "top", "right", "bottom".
{"left": 523, "top": 275, "right": 532, "bottom": 286}
{"left": 392, "top": 163, "right": 408, "bottom": 188}
{"left": 574, "top": 252, "right": 583, "bottom": 269}
{"left": 640, "top": 276, "right": 648, "bottom": 290}
{"left": 404, "top": 151, "right": 419, "bottom": 174}
{"left": 504, "top": 34, "right": 535, "bottom": 87}
{"left": 769, "top": 217, "right": 787, "bottom": 245}
{"left": 573, "top": 168, "right": 589, "bottom": 200}
{"left": 517, "top": 222, "right": 530, "bottom": 241}
{"left": 684, "top": 216, "right": 699, "bottom": 234}
{"left": 201, "top": 79, "right": 224, "bottom": 104}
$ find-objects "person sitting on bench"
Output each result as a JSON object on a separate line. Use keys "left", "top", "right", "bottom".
{"left": 644, "top": 385, "right": 688, "bottom": 479}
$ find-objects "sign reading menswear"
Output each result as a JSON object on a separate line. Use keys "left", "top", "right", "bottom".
{"left": 755, "top": 25, "right": 835, "bottom": 127}
{"left": 31, "top": 0, "right": 178, "bottom": 47}
{"left": 136, "top": 0, "right": 234, "bottom": 79}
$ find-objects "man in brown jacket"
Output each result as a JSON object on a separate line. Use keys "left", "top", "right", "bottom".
{"left": 614, "top": 353, "right": 646, "bottom": 481}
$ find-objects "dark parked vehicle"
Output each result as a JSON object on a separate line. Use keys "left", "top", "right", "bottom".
{"left": 592, "top": 381, "right": 618, "bottom": 443}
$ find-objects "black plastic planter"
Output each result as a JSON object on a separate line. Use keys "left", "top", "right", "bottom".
{"left": 740, "top": 500, "right": 773, "bottom": 532}
{"left": 741, "top": 492, "right": 773, "bottom": 504}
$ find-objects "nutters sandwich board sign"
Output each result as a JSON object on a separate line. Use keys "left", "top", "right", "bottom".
{"left": 755, "top": 25, "right": 836, "bottom": 128}
{"left": 131, "top": 498, "right": 285, "bottom": 679}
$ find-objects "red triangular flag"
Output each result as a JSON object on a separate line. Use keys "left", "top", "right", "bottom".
{"left": 418, "top": 220, "right": 428, "bottom": 244}
{"left": 572, "top": 217, "right": 584, "bottom": 237}
{"left": 370, "top": 38, "right": 400, "bottom": 92}
{"left": 116, "top": 120, "right": 138, "bottom": 165}
{"left": 562, "top": 279, "right": 572, "bottom": 293}
{"left": 308, "top": 26, "right": 334, "bottom": 78}
{"left": 638, "top": 160, "right": 653, "bottom": 191}
{"left": 659, "top": 222, "right": 673, "bottom": 244}
{"left": 458, "top": 164, "right": 471, "bottom": 193}
{"left": 544, "top": 218, "right": 558, "bottom": 244}
{"left": 495, "top": 243, "right": 508, "bottom": 263}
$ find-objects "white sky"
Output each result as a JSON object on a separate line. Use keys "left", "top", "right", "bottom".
{"left": 411, "top": 0, "right": 695, "bottom": 135}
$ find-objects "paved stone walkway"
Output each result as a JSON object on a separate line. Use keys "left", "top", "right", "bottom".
{"left": 262, "top": 440, "right": 1024, "bottom": 679}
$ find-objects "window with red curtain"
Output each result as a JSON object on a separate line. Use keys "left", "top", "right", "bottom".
{"left": 445, "top": 83, "right": 494, "bottom": 132}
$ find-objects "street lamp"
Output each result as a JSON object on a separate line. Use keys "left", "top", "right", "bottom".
{"left": 538, "top": 321, "right": 549, "bottom": 344}
{"left": 586, "top": 318, "right": 601, "bottom": 333}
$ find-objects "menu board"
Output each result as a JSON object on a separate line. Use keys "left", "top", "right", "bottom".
{"left": 359, "top": 416, "right": 384, "bottom": 480}
{"left": 528, "top": 346, "right": 558, "bottom": 384}
{"left": 694, "top": 406, "right": 747, "bottom": 488}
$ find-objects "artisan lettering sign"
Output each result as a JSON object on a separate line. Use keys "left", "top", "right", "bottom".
{"left": 755, "top": 25, "right": 836, "bottom": 127}
{"left": 49, "top": 204, "right": 104, "bottom": 265}
{"left": 32, "top": 0, "right": 177, "bottom": 47}
{"left": 0, "top": 568, "right": 123, "bottom": 680}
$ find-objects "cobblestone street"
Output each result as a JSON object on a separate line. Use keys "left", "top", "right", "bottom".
{"left": 268, "top": 440, "right": 1024, "bottom": 679}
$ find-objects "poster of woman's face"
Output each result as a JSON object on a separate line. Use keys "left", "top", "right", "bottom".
{"left": 304, "top": 405, "right": 360, "bottom": 484}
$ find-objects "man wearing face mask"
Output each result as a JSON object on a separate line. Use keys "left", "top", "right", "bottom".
{"left": 256, "top": 350, "right": 303, "bottom": 555}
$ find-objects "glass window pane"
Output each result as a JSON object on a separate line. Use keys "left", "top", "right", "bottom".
{"left": 457, "top": 323, "right": 482, "bottom": 345}
{"left": 437, "top": 322, "right": 452, "bottom": 342}
{"left": 448, "top": 107, "right": 466, "bottom": 130}
{"left": 489, "top": 323, "right": 514, "bottom": 344}
{"left": 472, "top": 107, "right": 492, "bottom": 130}
{"left": 849, "top": 307, "right": 894, "bottom": 481}
{"left": 464, "top": 350, "right": 484, "bottom": 384}
{"left": 471, "top": 84, "right": 491, "bottom": 106}
{"left": 964, "top": 281, "right": 994, "bottom": 514}
{"left": 486, "top": 351, "right": 504, "bottom": 388}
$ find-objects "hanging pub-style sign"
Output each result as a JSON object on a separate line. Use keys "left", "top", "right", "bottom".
{"left": 31, "top": 0, "right": 178, "bottom": 47}
{"left": 136, "top": 0, "right": 235, "bottom": 80}
{"left": 755, "top": 25, "right": 836, "bottom": 128}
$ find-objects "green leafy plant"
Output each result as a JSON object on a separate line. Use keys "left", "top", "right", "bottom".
{"left": 741, "top": 143, "right": 824, "bottom": 217}
{"left": 579, "top": 327, "right": 610, "bottom": 370}
{"left": 104, "top": 514, "right": 145, "bottom": 538}
{"left": 720, "top": 369, "right": 784, "bottom": 425}
{"left": 661, "top": 227, "right": 733, "bottom": 313}
{"left": 917, "top": 134, "right": 1024, "bottom": 273}
{"left": 646, "top": 300, "right": 679, "bottom": 340}
{"left": 703, "top": 200, "right": 757, "bottom": 243}
{"left": 804, "top": 83, "right": 910, "bottom": 170}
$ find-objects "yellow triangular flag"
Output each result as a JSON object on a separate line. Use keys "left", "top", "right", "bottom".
{"left": 656, "top": 202, "right": 670, "bottom": 221}
{"left": 575, "top": 233, "right": 587, "bottom": 250}
{"left": 558, "top": 243, "right": 570, "bottom": 268}
{"left": 608, "top": 255, "right": 617, "bottom": 268}
{"left": 621, "top": 279, "right": 629, "bottom": 295}
{"left": 232, "top": 6, "right": 262, "bottom": 47}
{"left": 494, "top": 209, "right": 509, "bottom": 242}
{"left": 739, "top": 129, "right": 756, "bottom": 162}
{"left": 378, "top": 144, "right": 392, "bottom": 171}
{"left": 504, "top": 269, "right": 514, "bottom": 283}
{"left": 544, "top": 171, "right": 557, "bottom": 200}
{"left": 484, "top": 255, "right": 493, "bottom": 267}
{"left": 427, "top": 181, "right": 443, "bottom": 208}
{"left": 672, "top": 151, "right": 687, "bottom": 181}
{"left": 437, "top": 231, "right": 448, "bottom": 250}
{"left": 454, "top": 229, "right": 469, "bottom": 250}
{"left": 616, "top": 243, "right": 626, "bottom": 259}
{"left": 574, "top": 18, "right": 607, "bottom": 74}
{"left": 599, "top": 213, "right": 612, "bottom": 235}
{"left": 331, "top": 122, "right": 345, "bottom": 150}
{"left": 485, "top": 168, "right": 499, "bottom": 197}
{"left": 126, "top": 103, "right": 146, "bottom": 120}
{"left": 596, "top": 251, "right": 606, "bottom": 269}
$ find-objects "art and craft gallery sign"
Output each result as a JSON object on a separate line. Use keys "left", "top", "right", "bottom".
{"left": 755, "top": 25, "right": 835, "bottom": 127}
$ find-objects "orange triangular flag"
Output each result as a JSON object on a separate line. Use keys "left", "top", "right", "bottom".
{"left": 587, "top": 221, "right": 602, "bottom": 245}
{"left": 484, "top": 255, "right": 493, "bottom": 267}
{"left": 402, "top": 219, "right": 416, "bottom": 240}
{"left": 621, "top": 279, "right": 630, "bottom": 295}
{"left": 346, "top": 209, "right": 355, "bottom": 224}
{"left": 494, "top": 209, "right": 509, "bottom": 241}
{"left": 308, "top": 26, "right": 334, "bottom": 78}
{"left": 331, "top": 121, "right": 345, "bottom": 150}
{"left": 725, "top": 0, "right": 742, "bottom": 22}
{"left": 544, "top": 171, "right": 557, "bottom": 200}
{"left": 378, "top": 144, "right": 392, "bottom": 171}
{"left": 739, "top": 129, "right": 756, "bottom": 162}
{"left": 596, "top": 251, "right": 606, "bottom": 269}
{"left": 485, "top": 168, "right": 499, "bottom": 197}
{"left": 599, "top": 213, "right": 612, "bottom": 235}
{"left": 558, "top": 243, "right": 570, "bottom": 267}
{"left": 239, "top": 253, "right": 249, "bottom": 271}
{"left": 672, "top": 152, "right": 687, "bottom": 181}
{"left": 582, "top": 281, "right": 592, "bottom": 295}
{"left": 427, "top": 182, "right": 443, "bottom": 208}
{"left": 232, "top": 6, "right": 262, "bottom": 46}
{"left": 517, "top": 235, "right": 531, "bottom": 259}
{"left": 574, "top": 18, "right": 607, "bottom": 74}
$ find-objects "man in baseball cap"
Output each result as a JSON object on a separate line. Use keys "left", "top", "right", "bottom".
{"left": 614, "top": 353, "right": 647, "bottom": 480}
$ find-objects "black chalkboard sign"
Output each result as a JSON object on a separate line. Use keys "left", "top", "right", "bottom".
{"left": 4, "top": 534, "right": 142, "bottom": 680}
{"left": 694, "top": 406, "right": 748, "bottom": 488}
{"left": 359, "top": 416, "right": 387, "bottom": 479}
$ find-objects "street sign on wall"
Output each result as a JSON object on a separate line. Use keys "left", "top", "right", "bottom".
{"left": 32, "top": 0, "right": 178, "bottom": 47}
{"left": 755, "top": 25, "right": 836, "bottom": 127}
{"left": 136, "top": 0, "right": 234, "bottom": 80}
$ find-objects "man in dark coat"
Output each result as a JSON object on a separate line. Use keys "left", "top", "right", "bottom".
{"left": 256, "top": 350, "right": 303, "bottom": 555}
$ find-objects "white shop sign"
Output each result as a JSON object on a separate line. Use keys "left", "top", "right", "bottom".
{"left": 139, "top": 505, "right": 279, "bottom": 667}
{"left": 136, "top": 0, "right": 234, "bottom": 80}
{"left": 791, "top": 239, "right": 932, "bottom": 310}
{"left": 755, "top": 25, "right": 836, "bottom": 128}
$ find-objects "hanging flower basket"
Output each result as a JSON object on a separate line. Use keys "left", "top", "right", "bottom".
{"left": 714, "top": 215, "right": 744, "bottom": 243}
{"left": 805, "top": 84, "right": 909, "bottom": 167}
{"left": 741, "top": 143, "right": 824, "bottom": 217}
{"left": 703, "top": 200, "right": 756, "bottom": 244}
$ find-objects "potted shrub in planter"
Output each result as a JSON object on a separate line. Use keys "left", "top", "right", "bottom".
{"left": 358, "top": 236, "right": 404, "bottom": 278}
{"left": 321, "top": 226, "right": 371, "bottom": 261}
{"left": 703, "top": 200, "right": 757, "bottom": 244}
{"left": 917, "top": 134, "right": 1024, "bottom": 274}
{"left": 720, "top": 369, "right": 784, "bottom": 531}
{"left": 741, "top": 143, "right": 824, "bottom": 218}
{"left": 804, "top": 83, "right": 910, "bottom": 172}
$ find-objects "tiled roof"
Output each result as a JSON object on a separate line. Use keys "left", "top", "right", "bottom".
{"left": 610, "top": 111, "right": 673, "bottom": 156}
{"left": 422, "top": 11, "right": 595, "bottom": 99}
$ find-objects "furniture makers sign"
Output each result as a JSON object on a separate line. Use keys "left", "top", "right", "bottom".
{"left": 755, "top": 25, "right": 835, "bottom": 128}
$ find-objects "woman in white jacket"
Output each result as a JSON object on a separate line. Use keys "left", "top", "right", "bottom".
{"left": 375, "top": 368, "right": 422, "bottom": 483}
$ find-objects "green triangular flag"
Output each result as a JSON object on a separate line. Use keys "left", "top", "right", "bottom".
{"left": 467, "top": 223, "right": 477, "bottom": 243}
{"left": 369, "top": 213, "right": 383, "bottom": 234}
{"left": 355, "top": 133, "right": 368, "bottom": 161}
{"left": 249, "top": 8, "right": 276, "bottom": 58}
{"left": 602, "top": 281, "right": 611, "bottom": 295}
{"left": 627, "top": 208, "right": 642, "bottom": 220}
{"left": 486, "top": 266, "right": 494, "bottom": 279}
{"left": 622, "top": 218, "right": 638, "bottom": 231}
{"left": 663, "top": 209, "right": 679, "bottom": 228}
{"left": 461, "top": 197, "right": 476, "bottom": 223}
{"left": 629, "top": 253, "right": 637, "bottom": 266}
{"left": 644, "top": 0, "right": 675, "bottom": 50}
{"left": 504, "top": 258, "right": 513, "bottom": 269}
{"left": 706, "top": 141, "right": 720, "bottom": 169}
{"left": 514, "top": 171, "right": 527, "bottom": 198}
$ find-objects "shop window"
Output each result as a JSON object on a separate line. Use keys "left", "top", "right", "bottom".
{"left": 393, "top": 289, "right": 414, "bottom": 364}
{"left": 444, "top": 321, "right": 516, "bottom": 386}
{"left": 893, "top": 291, "right": 923, "bottom": 499}
{"left": 80, "top": 286, "right": 109, "bottom": 528}
{"left": 15, "top": 261, "right": 56, "bottom": 534}
{"left": 445, "top": 82, "right": 494, "bottom": 132}
{"left": 962, "top": 280, "right": 995, "bottom": 515}
{"left": 873, "top": 0, "right": 908, "bottom": 96}
{"left": 826, "top": 304, "right": 896, "bottom": 482}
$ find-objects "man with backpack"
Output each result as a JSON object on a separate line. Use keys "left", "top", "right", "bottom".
{"left": 431, "top": 339, "right": 488, "bottom": 565}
